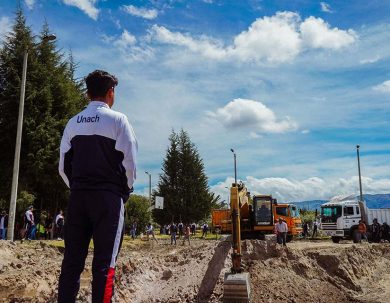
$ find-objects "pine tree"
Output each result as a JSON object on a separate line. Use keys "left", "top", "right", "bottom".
{"left": 153, "top": 129, "right": 218, "bottom": 225}
{"left": 0, "top": 10, "right": 86, "bottom": 215}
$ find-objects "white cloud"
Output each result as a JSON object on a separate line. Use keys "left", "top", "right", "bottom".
{"left": 114, "top": 29, "right": 137, "bottom": 49}
{"left": 320, "top": 2, "right": 333, "bottom": 13}
{"left": 373, "top": 80, "right": 390, "bottom": 93}
{"left": 300, "top": 17, "right": 356, "bottom": 49}
{"left": 62, "top": 0, "right": 99, "bottom": 20}
{"left": 360, "top": 55, "right": 381, "bottom": 64}
{"left": 207, "top": 98, "right": 298, "bottom": 133}
{"left": 149, "top": 11, "right": 356, "bottom": 64}
{"left": 211, "top": 176, "right": 390, "bottom": 202}
{"left": 102, "top": 30, "right": 154, "bottom": 61}
{"left": 25, "top": 0, "right": 35, "bottom": 10}
{"left": 232, "top": 12, "right": 302, "bottom": 63}
{"left": 150, "top": 25, "right": 228, "bottom": 59}
{"left": 301, "top": 129, "right": 310, "bottom": 134}
{"left": 0, "top": 16, "right": 12, "bottom": 39}
{"left": 122, "top": 5, "right": 158, "bottom": 20}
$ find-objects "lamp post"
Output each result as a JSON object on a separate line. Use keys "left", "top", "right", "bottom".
{"left": 145, "top": 171, "right": 151, "bottom": 206}
{"left": 225, "top": 186, "right": 230, "bottom": 209}
{"left": 230, "top": 148, "right": 237, "bottom": 186}
{"left": 356, "top": 145, "right": 363, "bottom": 203}
{"left": 7, "top": 34, "right": 56, "bottom": 241}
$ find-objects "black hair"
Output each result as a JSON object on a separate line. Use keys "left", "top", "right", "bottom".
{"left": 85, "top": 70, "right": 118, "bottom": 99}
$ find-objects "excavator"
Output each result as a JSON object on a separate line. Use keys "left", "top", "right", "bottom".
{"left": 212, "top": 183, "right": 302, "bottom": 240}
{"left": 221, "top": 182, "right": 302, "bottom": 302}
{"left": 223, "top": 182, "right": 250, "bottom": 303}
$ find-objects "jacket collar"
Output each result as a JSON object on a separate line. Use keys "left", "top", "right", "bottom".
{"left": 89, "top": 101, "right": 110, "bottom": 108}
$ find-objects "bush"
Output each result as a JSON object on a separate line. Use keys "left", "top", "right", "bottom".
{"left": 125, "top": 195, "right": 151, "bottom": 235}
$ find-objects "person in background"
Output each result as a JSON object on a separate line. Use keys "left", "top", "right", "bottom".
{"left": 191, "top": 223, "right": 196, "bottom": 236}
{"left": 130, "top": 221, "right": 137, "bottom": 240}
{"left": 182, "top": 224, "right": 191, "bottom": 246}
{"left": 201, "top": 223, "right": 209, "bottom": 238}
{"left": 165, "top": 224, "right": 170, "bottom": 235}
{"left": 275, "top": 218, "right": 288, "bottom": 246}
{"left": 24, "top": 205, "right": 35, "bottom": 240}
{"left": 178, "top": 221, "right": 184, "bottom": 238}
{"left": 55, "top": 210, "right": 65, "bottom": 240}
{"left": 312, "top": 220, "right": 318, "bottom": 238}
{"left": 0, "top": 210, "right": 8, "bottom": 240}
{"left": 170, "top": 222, "right": 177, "bottom": 245}
{"left": 381, "top": 222, "right": 390, "bottom": 242}
{"left": 146, "top": 223, "right": 158, "bottom": 243}
{"left": 372, "top": 218, "right": 381, "bottom": 243}
{"left": 358, "top": 220, "right": 367, "bottom": 242}
{"left": 303, "top": 222, "right": 308, "bottom": 239}
{"left": 45, "top": 213, "right": 53, "bottom": 240}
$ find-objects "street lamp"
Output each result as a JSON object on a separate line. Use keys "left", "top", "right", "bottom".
{"left": 356, "top": 145, "right": 363, "bottom": 203}
{"left": 7, "top": 34, "right": 57, "bottom": 241}
{"left": 145, "top": 171, "right": 152, "bottom": 206}
{"left": 230, "top": 148, "right": 237, "bottom": 186}
{"left": 225, "top": 186, "right": 230, "bottom": 208}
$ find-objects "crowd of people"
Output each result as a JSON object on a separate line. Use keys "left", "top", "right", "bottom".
{"left": 128, "top": 221, "right": 212, "bottom": 246}
{"left": 0, "top": 206, "right": 65, "bottom": 241}
{"left": 357, "top": 218, "right": 390, "bottom": 243}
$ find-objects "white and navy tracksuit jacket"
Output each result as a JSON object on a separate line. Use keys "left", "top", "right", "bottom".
{"left": 58, "top": 101, "right": 137, "bottom": 303}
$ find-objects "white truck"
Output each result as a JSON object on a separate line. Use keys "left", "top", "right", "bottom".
{"left": 320, "top": 194, "right": 390, "bottom": 243}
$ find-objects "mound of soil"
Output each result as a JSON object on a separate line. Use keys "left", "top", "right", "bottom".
{"left": 1, "top": 238, "right": 390, "bottom": 303}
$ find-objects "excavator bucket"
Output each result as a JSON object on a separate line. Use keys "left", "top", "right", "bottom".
{"left": 223, "top": 272, "right": 251, "bottom": 303}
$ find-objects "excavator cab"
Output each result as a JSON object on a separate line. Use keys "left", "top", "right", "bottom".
{"left": 253, "top": 195, "right": 274, "bottom": 226}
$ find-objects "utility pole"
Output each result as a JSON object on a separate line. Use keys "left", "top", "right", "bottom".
{"left": 145, "top": 171, "right": 151, "bottom": 206}
{"left": 7, "top": 34, "right": 56, "bottom": 241}
{"left": 230, "top": 148, "right": 237, "bottom": 185}
{"left": 356, "top": 145, "right": 363, "bottom": 203}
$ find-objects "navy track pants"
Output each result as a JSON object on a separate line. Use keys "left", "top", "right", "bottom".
{"left": 58, "top": 190, "right": 124, "bottom": 303}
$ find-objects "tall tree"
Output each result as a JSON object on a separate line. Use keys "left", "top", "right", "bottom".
{"left": 0, "top": 10, "right": 86, "bottom": 216}
{"left": 153, "top": 129, "right": 218, "bottom": 225}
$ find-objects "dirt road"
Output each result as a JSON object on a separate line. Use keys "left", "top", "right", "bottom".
{"left": 1, "top": 238, "right": 390, "bottom": 302}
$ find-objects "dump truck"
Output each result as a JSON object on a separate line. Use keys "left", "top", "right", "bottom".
{"left": 320, "top": 145, "right": 390, "bottom": 243}
{"left": 320, "top": 194, "right": 390, "bottom": 243}
{"left": 211, "top": 183, "right": 302, "bottom": 241}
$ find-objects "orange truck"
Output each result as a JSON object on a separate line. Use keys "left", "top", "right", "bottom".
{"left": 212, "top": 186, "right": 302, "bottom": 241}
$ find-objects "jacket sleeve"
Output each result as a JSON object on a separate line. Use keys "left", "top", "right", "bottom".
{"left": 59, "top": 124, "right": 73, "bottom": 188}
{"left": 115, "top": 114, "right": 138, "bottom": 194}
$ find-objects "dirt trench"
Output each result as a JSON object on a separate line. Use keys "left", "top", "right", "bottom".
{"left": 1, "top": 239, "right": 390, "bottom": 302}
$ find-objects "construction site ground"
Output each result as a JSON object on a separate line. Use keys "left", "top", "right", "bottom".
{"left": 1, "top": 235, "right": 390, "bottom": 303}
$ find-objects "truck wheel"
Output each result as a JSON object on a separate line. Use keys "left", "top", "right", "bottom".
{"left": 286, "top": 235, "right": 293, "bottom": 243}
{"left": 331, "top": 237, "right": 340, "bottom": 243}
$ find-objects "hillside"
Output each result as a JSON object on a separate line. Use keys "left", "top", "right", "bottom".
{"left": 294, "top": 194, "right": 390, "bottom": 210}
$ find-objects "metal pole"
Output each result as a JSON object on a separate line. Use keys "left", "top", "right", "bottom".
{"left": 225, "top": 186, "right": 230, "bottom": 209}
{"left": 7, "top": 50, "right": 28, "bottom": 241}
{"left": 145, "top": 171, "right": 151, "bottom": 205}
{"left": 357, "top": 145, "right": 363, "bottom": 202}
{"left": 231, "top": 149, "right": 237, "bottom": 185}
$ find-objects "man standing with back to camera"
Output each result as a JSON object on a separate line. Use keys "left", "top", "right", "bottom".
{"left": 58, "top": 70, "right": 138, "bottom": 303}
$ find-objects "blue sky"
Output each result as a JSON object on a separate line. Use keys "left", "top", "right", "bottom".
{"left": 1, "top": 0, "right": 390, "bottom": 202}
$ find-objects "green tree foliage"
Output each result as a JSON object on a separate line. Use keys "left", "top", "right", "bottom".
{"left": 125, "top": 194, "right": 151, "bottom": 235}
{"left": 300, "top": 209, "right": 316, "bottom": 223}
{"left": 153, "top": 129, "right": 219, "bottom": 225}
{"left": 16, "top": 191, "right": 35, "bottom": 221}
{"left": 0, "top": 10, "right": 86, "bottom": 216}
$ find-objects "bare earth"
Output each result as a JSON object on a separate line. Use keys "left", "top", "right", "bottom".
{"left": 1, "top": 238, "right": 390, "bottom": 303}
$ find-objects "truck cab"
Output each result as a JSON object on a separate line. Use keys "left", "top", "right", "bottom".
{"left": 274, "top": 204, "right": 302, "bottom": 240}
{"left": 320, "top": 195, "right": 362, "bottom": 243}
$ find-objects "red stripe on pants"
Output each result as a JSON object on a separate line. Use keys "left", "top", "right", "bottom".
{"left": 103, "top": 267, "right": 115, "bottom": 303}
